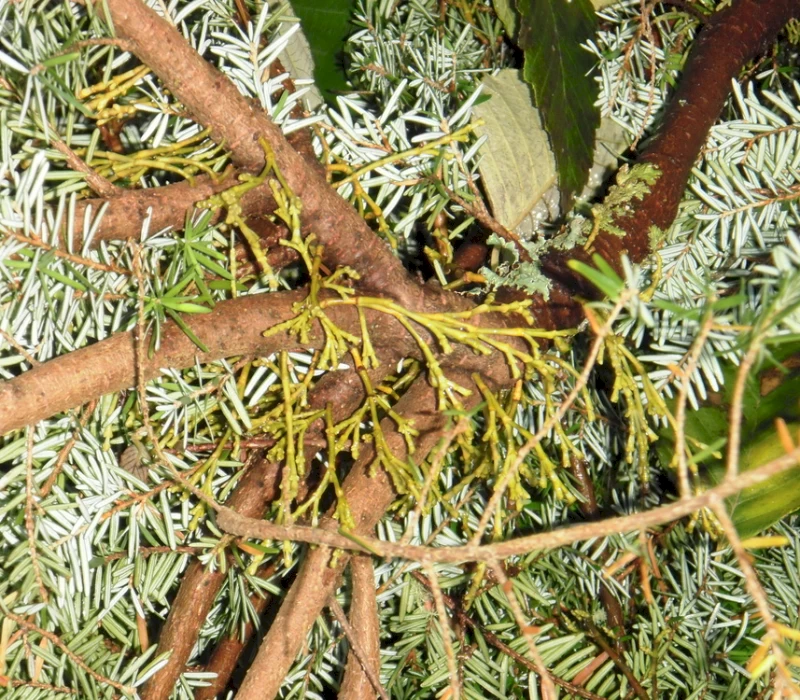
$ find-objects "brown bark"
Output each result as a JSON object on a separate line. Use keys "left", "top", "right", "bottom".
{"left": 193, "top": 570, "right": 273, "bottom": 700}
{"left": 139, "top": 456, "right": 281, "bottom": 700}
{"left": 5, "top": 0, "right": 798, "bottom": 697}
{"left": 217, "top": 444, "right": 800, "bottom": 564}
{"left": 140, "top": 365, "right": 395, "bottom": 700}
{"left": 232, "top": 363, "right": 503, "bottom": 699}
{"left": 539, "top": 0, "right": 800, "bottom": 298}
{"left": 338, "top": 557, "right": 382, "bottom": 700}
{"left": 69, "top": 128, "right": 320, "bottom": 249}
{"left": 70, "top": 174, "right": 235, "bottom": 248}
{"left": 232, "top": 370, "right": 482, "bottom": 699}
{"left": 25, "top": 0, "right": 792, "bottom": 440}
{"left": 103, "top": 0, "right": 428, "bottom": 310}
{"left": 0, "top": 290, "right": 419, "bottom": 434}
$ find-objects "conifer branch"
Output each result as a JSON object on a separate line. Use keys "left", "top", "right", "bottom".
{"left": 329, "top": 591, "right": 388, "bottom": 700}
{"left": 139, "top": 457, "right": 282, "bottom": 700}
{"left": 540, "top": 0, "right": 800, "bottom": 300}
{"left": 103, "top": 0, "right": 428, "bottom": 308}
{"left": 2, "top": 0, "right": 799, "bottom": 695}
{"left": 233, "top": 370, "right": 478, "bottom": 698}
{"left": 338, "top": 557, "right": 382, "bottom": 700}
{"left": 0, "top": 291, "right": 417, "bottom": 433}
{"left": 141, "top": 366, "right": 389, "bottom": 700}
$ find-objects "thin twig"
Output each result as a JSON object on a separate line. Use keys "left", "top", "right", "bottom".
{"left": 41, "top": 400, "right": 97, "bottom": 497}
{"left": 442, "top": 183, "right": 532, "bottom": 263}
{"left": 25, "top": 427, "right": 48, "bottom": 603}
{"left": 630, "top": 0, "right": 659, "bottom": 152}
{"left": 425, "top": 564, "right": 462, "bottom": 700}
{"left": 51, "top": 137, "right": 119, "bottom": 198}
{"left": 673, "top": 311, "right": 715, "bottom": 497}
{"left": 490, "top": 562, "right": 555, "bottom": 700}
{"left": 725, "top": 342, "right": 762, "bottom": 479}
{"left": 0, "top": 611, "right": 134, "bottom": 695}
{"left": 661, "top": 0, "right": 710, "bottom": 23}
{"left": 131, "top": 241, "right": 220, "bottom": 511}
{"left": 411, "top": 572, "right": 606, "bottom": 700}
{"left": 3, "top": 679, "right": 79, "bottom": 694}
{"left": 0, "top": 327, "right": 39, "bottom": 367}
{"left": 102, "top": 545, "right": 196, "bottom": 562}
{"left": 1, "top": 227, "right": 131, "bottom": 276}
{"left": 709, "top": 497, "right": 800, "bottom": 695}
{"left": 328, "top": 596, "right": 389, "bottom": 700}
{"left": 584, "top": 620, "right": 649, "bottom": 700}
{"left": 218, "top": 442, "right": 800, "bottom": 564}
{"left": 471, "top": 296, "right": 629, "bottom": 545}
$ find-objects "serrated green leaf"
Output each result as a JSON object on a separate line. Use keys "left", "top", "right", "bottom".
{"left": 472, "top": 70, "right": 557, "bottom": 229}
{"left": 494, "top": 0, "right": 618, "bottom": 41}
{"left": 518, "top": 0, "right": 600, "bottom": 210}
{"left": 286, "top": 0, "right": 356, "bottom": 100}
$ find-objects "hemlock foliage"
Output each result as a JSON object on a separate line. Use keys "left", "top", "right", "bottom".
{"left": 0, "top": 0, "right": 799, "bottom": 698}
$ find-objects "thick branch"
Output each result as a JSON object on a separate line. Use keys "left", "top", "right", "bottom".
{"left": 70, "top": 175, "right": 233, "bottom": 247}
{"left": 0, "top": 290, "right": 417, "bottom": 434}
{"left": 140, "top": 456, "right": 281, "bottom": 700}
{"left": 142, "top": 367, "right": 387, "bottom": 700}
{"left": 338, "top": 557, "right": 382, "bottom": 700}
{"left": 536, "top": 0, "right": 800, "bottom": 306}
{"left": 103, "top": 0, "right": 426, "bottom": 308}
{"left": 68, "top": 129, "right": 321, "bottom": 248}
{"left": 70, "top": 172, "right": 301, "bottom": 274}
{"left": 232, "top": 370, "right": 481, "bottom": 699}
{"left": 194, "top": 562, "right": 276, "bottom": 700}
{"left": 634, "top": 0, "right": 799, "bottom": 247}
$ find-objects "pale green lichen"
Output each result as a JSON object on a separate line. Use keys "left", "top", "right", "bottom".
{"left": 480, "top": 233, "right": 552, "bottom": 299}
{"left": 584, "top": 163, "right": 661, "bottom": 248}
{"left": 549, "top": 216, "right": 591, "bottom": 251}
{"left": 648, "top": 224, "right": 667, "bottom": 251}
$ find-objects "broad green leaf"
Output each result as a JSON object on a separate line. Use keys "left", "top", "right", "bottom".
{"left": 284, "top": 0, "right": 356, "bottom": 102}
{"left": 518, "top": 0, "right": 600, "bottom": 209}
{"left": 655, "top": 344, "right": 800, "bottom": 537}
{"left": 712, "top": 422, "right": 800, "bottom": 539}
{"left": 494, "top": 0, "right": 618, "bottom": 41}
{"left": 472, "top": 70, "right": 556, "bottom": 229}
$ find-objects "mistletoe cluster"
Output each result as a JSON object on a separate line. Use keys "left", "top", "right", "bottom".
{"left": 0, "top": 0, "right": 799, "bottom": 699}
